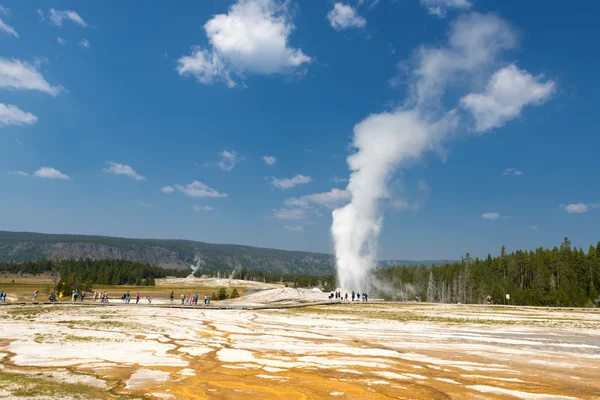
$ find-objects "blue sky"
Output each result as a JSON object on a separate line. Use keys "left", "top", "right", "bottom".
{"left": 0, "top": 0, "right": 598, "bottom": 261}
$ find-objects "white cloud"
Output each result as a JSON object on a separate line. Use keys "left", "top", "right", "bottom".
{"left": 0, "top": 103, "right": 37, "bottom": 127}
{"left": 80, "top": 38, "right": 89, "bottom": 48}
{"left": 194, "top": 205, "right": 214, "bottom": 212}
{"left": 161, "top": 186, "right": 174, "bottom": 194}
{"left": 216, "top": 150, "right": 240, "bottom": 171}
{"left": 482, "top": 212, "right": 500, "bottom": 220}
{"left": 0, "top": 6, "right": 9, "bottom": 16}
{"left": 34, "top": 167, "right": 70, "bottom": 180}
{"left": 284, "top": 225, "right": 303, "bottom": 232}
{"left": 327, "top": 3, "right": 366, "bottom": 31}
{"left": 269, "top": 174, "right": 312, "bottom": 189}
{"left": 177, "top": 0, "right": 311, "bottom": 88}
{"left": 262, "top": 155, "right": 276, "bottom": 165}
{"left": 503, "top": 167, "right": 523, "bottom": 176}
{"left": 173, "top": 181, "right": 227, "bottom": 198}
{"left": 420, "top": 0, "right": 472, "bottom": 18}
{"left": 57, "top": 37, "right": 66, "bottom": 45}
{"left": 103, "top": 161, "right": 146, "bottom": 181}
{"left": 0, "top": 58, "right": 62, "bottom": 96}
{"left": 49, "top": 9, "right": 87, "bottom": 27}
{"left": 7, "top": 170, "right": 29, "bottom": 176}
{"left": 0, "top": 18, "right": 18, "bottom": 38}
{"left": 529, "top": 225, "right": 538, "bottom": 230}
{"left": 562, "top": 203, "right": 598, "bottom": 214}
{"left": 284, "top": 188, "right": 350, "bottom": 210}
{"left": 461, "top": 64, "right": 555, "bottom": 132}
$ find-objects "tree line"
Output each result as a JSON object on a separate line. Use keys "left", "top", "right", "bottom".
{"left": 374, "top": 238, "right": 600, "bottom": 307}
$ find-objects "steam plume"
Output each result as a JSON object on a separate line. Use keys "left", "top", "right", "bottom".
{"left": 332, "top": 13, "right": 554, "bottom": 291}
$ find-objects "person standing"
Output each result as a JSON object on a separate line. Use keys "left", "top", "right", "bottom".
{"left": 135, "top": 292, "right": 140, "bottom": 304}
{"left": 81, "top": 291, "right": 86, "bottom": 302}
{"left": 33, "top": 290, "right": 38, "bottom": 301}
{"left": 169, "top": 291, "right": 174, "bottom": 306}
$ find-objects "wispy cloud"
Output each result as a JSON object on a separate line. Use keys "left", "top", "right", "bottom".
{"left": 0, "top": 18, "right": 18, "bottom": 38}
{"left": 215, "top": 150, "right": 240, "bottom": 171}
{"left": 327, "top": 3, "right": 366, "bottom": 31}
{"left": 0, "top": 103, "right": 37, "bottom": 127}
{"left": 262, "top": 155, "right": 276, "bottom": 165}
{"left": 161, "top": 186, "right": 174, "bottom": 194}
{"left": 173, "top": 181, "right": 227, "bottom": 198}
{"left": 284, "top": 225, "right": 303, "bottom": 232}
{"left": 138, "top": 201, "right": 151, "bottom": 208}
{"left": 269, "top": 174, "right": 312, "bottom": 189}
{"left": 482, "top": 212, "right": 504, "bottom": 220}
{"left": 57, "top": 37, "right": 66, "bottom": 45}
{"left": 193, "top": 205, "right": 214, "bottom": 212}
{"left": 7, "top": 170, "right": 29, "bottom": 176}
{"left": 420, "top": 0, "right": 471, "bottom": 18}
{"left": 332, "top": 175, "right": 348, "bottom": 184}
{"left": 0, "top": 58, "right": 62, "bottom": 96}
{"left": 79, "top": 38, "right": 89, "bottom": 48}
{"left": 34, "top": 167, "right": 70, "bottom": 180}
{"left": 103, "top": 161, "right": 146, "bottom": 181}
{"left": 49, "top": 9, "right": 87, "bottom": 27}
{"left": 503, "top": 167, "right": 523, "bottom": 176}
{"left": 529, "top": 225, "right": 538, "bottom": 230}
{"left": 273, "top": 188, "right": 350, "bottom": 221}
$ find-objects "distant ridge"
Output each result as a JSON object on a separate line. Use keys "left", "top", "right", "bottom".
{"left": 0, "top": 231, "right": 454, "bottom": 275}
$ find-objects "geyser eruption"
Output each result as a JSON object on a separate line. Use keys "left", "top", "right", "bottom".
{"left": 332, "top": 13, "right": 555, "bottom": 292}
{"left": 188, "top": 255, "right": 201, "bottom": 278}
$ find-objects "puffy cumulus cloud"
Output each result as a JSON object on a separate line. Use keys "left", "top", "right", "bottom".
{"left": 269, "top": 174, "right": 312, "bottom": 189}
{"left": 262, "top": 155, "right": 276, "bottom": 165}
{"left": 562, "top": 203, "right": 599, "bottom": 214}
{"left": 173, "top": 181, "right": 227, "bottom": 198}
{"left": 333, "top": 12, "right": 553, "bottom": 291}
{"left": 49, "top": 9, "right": 87, "bottom": 27}
{"left": 34, "top": 167, "right": 70, "bottom": 180}
{"left": 177, "top": 0, "right": 311, "bottom": 87}
{"left": 0, "top": 18, "right": 18, "bottom": 38}
{"left": 103, "top": 161, "right": 146, "bottom": 181}
{"left": 194, "top": 205, "right": 214, "bottom": 212}
{"left": 161, "top": 186, "right": 174, "bottom": 194}
{"left": 461, "top": 64, "right": 555, "bottom": 132}
{"left": 216, "top": 150, "right": 240, "bottom": 171}
{"left": 284, "top": 225, "right": 303, "bottom": 232}
{"left": 503, "top": 167, "right": 523, "bottom": 176}
{"left": 420, "top": 0, "right": 471, "bottom": 18}
{"left": 327, "top": 3, "right": 366, "bottom": 31}
{"left": 0, "top": 58, "right": 62, "bottom": 96}
{"left": 0, "top": 103, "right": 37, "bottom": 127}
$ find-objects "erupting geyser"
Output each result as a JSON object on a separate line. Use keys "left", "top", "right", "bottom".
{"left": 331, "top": 13, "right": 554, "bottom": 292}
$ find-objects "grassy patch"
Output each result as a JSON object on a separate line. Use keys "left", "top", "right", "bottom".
{"left": 0, "top": 369, "right": 130, "bottom": 399}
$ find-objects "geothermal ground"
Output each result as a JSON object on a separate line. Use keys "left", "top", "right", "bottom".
{"left": 1, "top": 298, "right": 599, "bottom": 399}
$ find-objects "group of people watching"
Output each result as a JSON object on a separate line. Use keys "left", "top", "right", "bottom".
{"left": 329, "top": 290, "right": 368, "bottom": 303}
{"left": 170, "top": 291, "right": 211, "bottom": 306}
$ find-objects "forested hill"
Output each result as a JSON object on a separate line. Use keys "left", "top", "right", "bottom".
{"left": 0, "top": 231, "right": 334, "bottom": 275}
{"left": 0, "top": 231, "right": 451, "bottom": 275}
